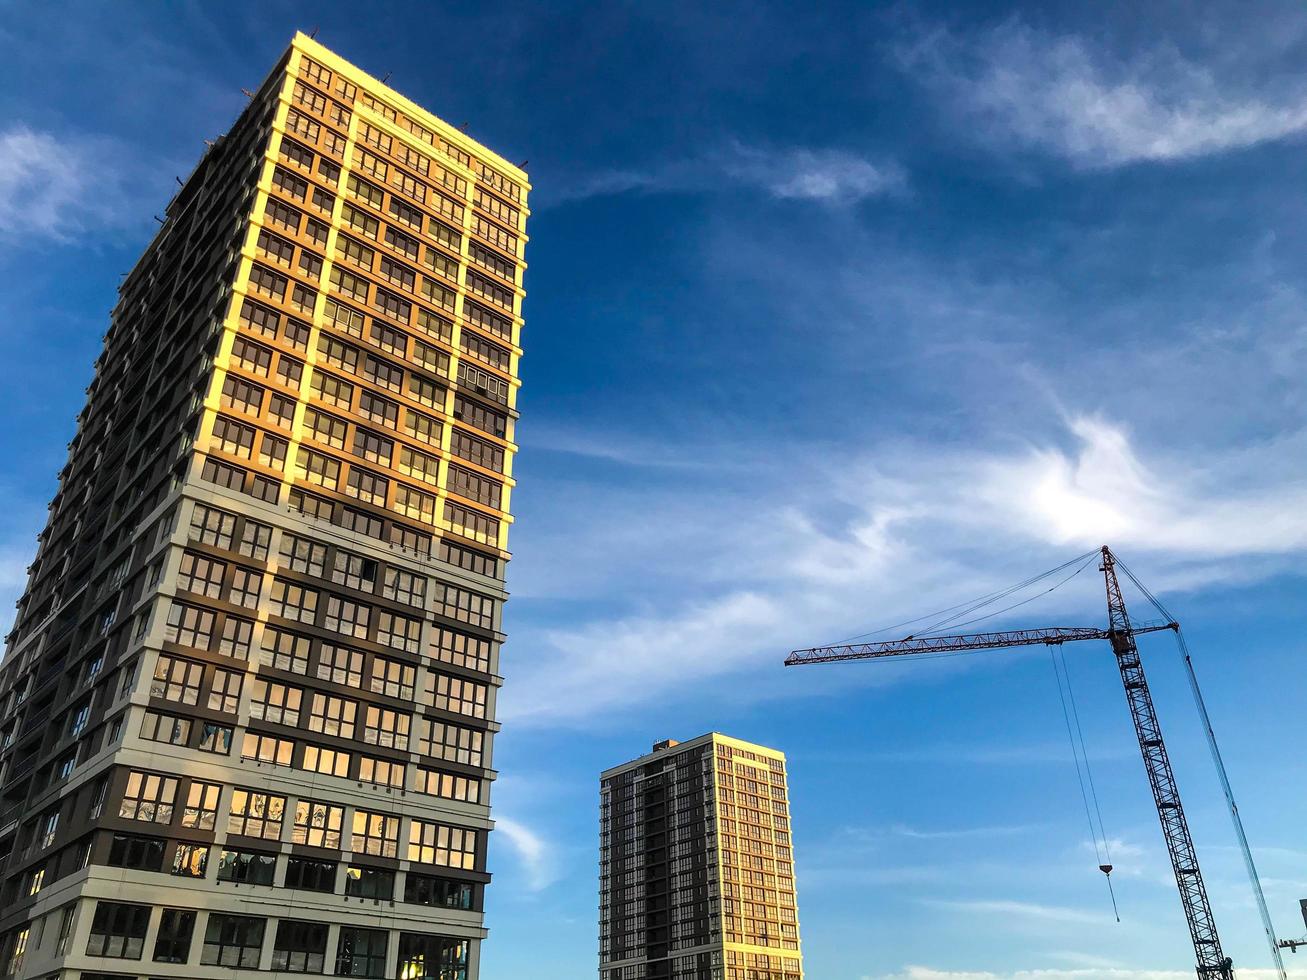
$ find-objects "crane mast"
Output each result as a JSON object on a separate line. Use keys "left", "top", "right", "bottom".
{"left": 787, "top": 546, "right": 1234, "bottom": 980}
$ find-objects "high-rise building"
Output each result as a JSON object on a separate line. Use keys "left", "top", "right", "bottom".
{"left": 0, "top": 32, "right": 526, "bottom": 980}
{"left": 599, "top": 734, "right": 803, "bottom": 980}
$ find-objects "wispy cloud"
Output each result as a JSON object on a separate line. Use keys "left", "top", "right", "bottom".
{"left": 494, "top": 815, "right": 558, "bottom": 892}
{"left": 0, "top": 125, "right": 143, "bottom": 242}
{"left": 546, "top": 140, "right": 904, "bottom": 206}
{"left": 901, "top": 19, "right": 1307, "bottom": 167}
{"left": 502, "top": 414, "right": 1307, "bottom": 726}
{"left": 919, "top": 897, "right": 1110, "bottom": 925}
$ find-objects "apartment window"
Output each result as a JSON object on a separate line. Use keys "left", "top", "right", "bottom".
{"left": 140, "top": 710, "right": 191, "bottom": 746}
{"left": 304, "top": 406, "right": 348, "bottom": 449}
{"left": 398, "top": 445, "right": 440, "bottom": 485}
{"left": 201, "top": 914, "right": 265, "bottom": 969}
{"left": 275, "top": 354, "right": 304, "bottom": 387}
{"left": 411, "top": 338, "right": 450, "bottom": 377}
{"left": 448, "top": 463, "right": 503, "bottom": 509}
{"left": 432, "top": 627, "right": 493, "bottom": 673}
{"left": 350, "top": 810, "right": 399, "bottom": 858}
{"left": 38, "top": 808, "right": 59, "bottom": 848}
{"left": 330, "top": 265, "right": 370, "bottom": 303}
{"left": 230, "top": 567, "right": 263, "bottom": 608}
{"left": 263, "top": 626, "right": 311, "bottom": 674}
{"left": 312, "top": 369, "right": 355, "bottom": 409}
{"left": 239, "top": 518, "right": 274, "bottom": 559}
{"left": 433, "top": 674, "right": 488, "bottom": 719}
{"left": 347, "top": 173, "right": 386, "bottom": 208}
{"left": 385, "top": 224, "right": 420, "bottom": 260}
{"left": 308, "top": 691, "right": 357, "bottom": 738}
{"left": 268, "top": 391, "right": 297, "bottom": 428}
{"left": 202, "top": 455, "right": 246, "bottom": 492}
{"left": 341, "top": 506, "right": 385, "bottom": 539}
{"left": 390, "top": 522, "right": 432, "bottom": 555}
{"left": 316, "top": 642, "right": 364, "bottom": 686}
{"left": 378, "top": 257, "right": 416, "bottom": 293}
{"left": 242, "top": 731, "right": 294, "bottom": 766}
{"left": 107, "top": 833, "right": 165, "bottom": 871}
{"left": 54, "top": 906, "right": 75, "bottom": 956}
{"left": 353, "top": 427, "right": 394, "bottom": 465}
{"left": 337, "top": 233, "right": 376, "bottom": 269}
{"left": 404, "top": 872, "right": 475, "bottom": 910}
{"left": 382, "top": 566, "right": 426, "bottom": 606}
{"left": 326, "top": 296, "right": 367, "bottom": 335}
{"left": 199, "top": 722, "right": 234, "bottom": 754}
{"left": 284, "top": 316, "right": 312, "bottom": 349}
{"left": 207, "top": 667, "right": 243, "bottom": 713}
{"left": 358, "top": 755, "right": 405, "bottom": 788}
{"left": 370, "top": 655, "right": 418, "bottom": 699}
{"left": 293, "top": 799, "right": 344, "bottom": 848}
{"left": 270, "top": 578, "right": 320, "bottom": 623}
{"left": 297, "top": 446, "right": 342, "bottom": 490}
{"left": 397, "top": 933, "right": 469, "bottom": 979}
{"left": 181, "top": 781, "right": 221, "bottom": 830}
{"left": 228, "top": 789, "right": 285, "bottom": 840}
{"left": 281, "top": 137, "right": 315, "bottom": 171}
{"left": 285, "top": 855, "right": 336, "bottom": 892}
{"left": 221, "top": 616, "right": 255, "bottom": 659}
{"left": 232, "top": 335, "right": 274, "bottom": 373}
{"left": 250, "top": 679, "right": 303, "bottom": 725}
{"left": 190, "top": 502, "right": 236, "bottom": 548}
{"left": 336, "top": 927, "right": 387, "bottom": 978}
{"left": 376, "top": 610, "right": 421, "bottom": 654}
{"left": 418, "top": 719, "right": 484, "bottom": 767}
{"left": 445, "top": 500, "right": 500, "bottom": 545}
{"left": 407, "top": 373, "right": 445, "bottom": 410}
{"left": 394, "top": 483, "right": 437, "bottom": 524}
{"left": 301, "top": 743, "right": 351, "bottom": 777}
{"left": 217, "top": 848, "right": 277, "bottom": 884}
{"left": 164, "top": 603, "right": 215, "bottom": 649}
{"left": 222, "top": 374, "right": 264, "bottom": 416}
{"left": 341, "top": 202, "right": 380, "bottom": 240}
{"left": 292, "top": 487, "right": 336, "bottom": 520}
{"left": 344, "top": 864, "right": 394, "bottom": 899}
{"left": 273, "top": 920, "right": 328, "bottom": 973}
{"left": 415, "top": 305, "right": 454, "bottom": 340}
{"left": 324, "top": 595, "right": 370, "bottom": 638}
{"left": 281, "top": 533, "right": 329, "bottom": 575}
{"left": 358, "top": 390, "right": 399, "bottom": 427}
{"left": 465, "top": 300, "right": 512, "bottom": 341}
{"left": 437, "top": 584, "right": 497, "bottom": 629}
{"left": 273, "top": 164, "right": 309, "bottom": 200}
{"left": 345, "top": 466, "right": 388, "bottom": 505}
{"left": 285, "top": 107, "right": 321, "bottom": 142}
{"left": 366, "top": 354, "right": 405, "bottom": 393}
{"left": 173, "top": 843, "right": 209, "bottom": 878}
{"left": 212, "top": 416, "right": 256, "bottom": 459}
{"left": 409, "top": 819, "right": 477, "bottom": 869}
{"left": 120, "top": 770, "right": 177, "bottom": 823}
{"left": 405, "top": 408, "right": 442, "bottom": 448}
{"left": 152, "top": 908, "right": 195, "bottom": 963}
{"left": 305, "top": 215, "right": 329, "bottom": 246}
{"left": 177, "top": 552, "right": 225, "bottom": 598}
{"left": 86, "top": 900, "right": 149, "bottom": 959}
{"left": 454, "top": 393, "right": 507, "bottom": 438}
{"left": 266, "top": 197, "right": 302, "bottom": 232}
{"left": 362, "top": 705, "right": 410, "bottom": 749}
{"left": 416, "top": 767, "right": 481, "bottom": 804}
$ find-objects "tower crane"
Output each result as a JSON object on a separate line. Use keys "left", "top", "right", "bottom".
{"left": 786, "top": 545, "right": 1284, "bottom": 980}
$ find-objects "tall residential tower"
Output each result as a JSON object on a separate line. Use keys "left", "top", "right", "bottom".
{"left": 600, "top": 734, "right": 803, "bottom": 980}
{"left": 0, "top": 32, "right": 526, "bottom": 980}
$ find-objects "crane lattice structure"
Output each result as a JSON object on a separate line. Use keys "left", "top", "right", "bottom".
{"left": 787, "top": 546, "right": 1282, "bottom": 980}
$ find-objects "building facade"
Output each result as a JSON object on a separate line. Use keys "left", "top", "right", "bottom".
{"left": 600, "top": 735, "right": 803, "bottom": 980}
{"left": 0, "top": 32, "right": 527, "bottom": 980}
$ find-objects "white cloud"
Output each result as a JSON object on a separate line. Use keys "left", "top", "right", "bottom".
{"left": 0, "top": 125, "right": 140, "bottom": 242}
{"left": 501, "top": 414, "right": 1307, "bottom": 726}
{"left": 547, "top": 141, "right": 903, "bottom": 206}
{"left": 494, "top": 816, "right": 558, "bottom": 892}
{"left": 902, "top": 20, "right": 1307, "bottom": 167}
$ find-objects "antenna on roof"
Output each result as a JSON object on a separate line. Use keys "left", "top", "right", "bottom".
{"left": 459, "top": 122, "right": 469, "bottom": 132}
{"left": 519, "top": 160, "right": 528, "bottom": 167}
{"left": 241, "top": 88, "right": 255, "bottom": 98}
{"left": 309, "top": 26, "right": 319, "bottom": 39}
{"left": 175, "top": 176, "right": 184, "bottom": 187}
{"left": 381, "top": 72, "right": 392, "bottom": 84}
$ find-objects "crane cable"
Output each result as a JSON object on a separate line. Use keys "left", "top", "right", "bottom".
{"left": 925, "top": 551, "right": 1101, "bottom": 635}
{"left": 823, "top": 549, "right": 1100, "bottom": 648}
{"left": 1113, "top": 555, "right": 1287, "bottom": 980}
{"left": 1048, "top": 645, "right": 1120, "bottom": 922}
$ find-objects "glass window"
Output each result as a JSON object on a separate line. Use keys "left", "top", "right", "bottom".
{"left": 217, "top": 848, "right": 277, "bottom": 885}
{"left": 152, "top": 908, "right": 196, "bottom": 964}
{"left": 408, "top": 819, "right": 478, "bottom": 869}
{"left": 301, "top": 743, "right": 351, "bottom": 778}
{"left": 293, "top": 799, "right": 344, "bottom": 848}
{"left": 201, "top": 914, "right": 265, "bottom": 969}
{"left": 350, "top": 810, "right": 399, "bottom": 858}
{"left": 397, "top": 933, "right": 469, "bottom": 980}
{"left": 106, "top": 833, "right": 165, "bottom": 871}
{"left": 403, "top": 872, "right": 475, "bottom": 910}
{"left": 181, "top": 781, "right": 221, "bottom": 830}
{"left": 227, "top": 789, "right": 285, "bottom": 840}
{"left": 272, "top": 920, "right": 328, "bottom": 973}
{"left": 343, "top": 864, "right": 394, "bottom": 899}
{"left": 119, "top": 770, "right": 178, "bottom": 823}
{"left": 172, "top": 843, "right": 209, "bottom": 878}
{"left": 285, "top": 856, "right": 336, "bottom": 892}
{"left": 86, "top": 900, "right": 150, "bottom": 959}
{"left": 335, "top": 927, "right": 387, "bottom": 978}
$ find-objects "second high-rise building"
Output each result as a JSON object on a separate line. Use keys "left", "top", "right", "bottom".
{"left": 0, "top": 31, "right": 526, "bottom": 980}
{"left": 600, "top": 734, "right": 804, "bottom": 980}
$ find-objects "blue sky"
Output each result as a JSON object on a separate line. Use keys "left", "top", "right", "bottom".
{"left": 1, "top": 1, "right": 1306, "bottom": 978}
